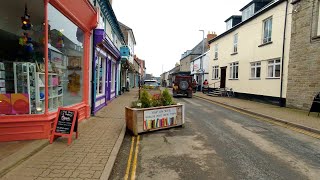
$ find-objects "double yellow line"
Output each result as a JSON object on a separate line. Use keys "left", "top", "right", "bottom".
{"left": 124, "top": 135, "right": 140, "bottom": 180}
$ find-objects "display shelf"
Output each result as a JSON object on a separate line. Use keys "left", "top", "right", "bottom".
{"left": 35, "top": 72, "right": 63, "bottom": 113}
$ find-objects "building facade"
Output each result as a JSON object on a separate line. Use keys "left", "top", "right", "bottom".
{"left": 208, "top": 0, "right": 292, "bottom": 106}
{"left": 90, "top": 0, "right": 125, "bottom": 115}
{"left": 190, "top": 52, "right": 210, "bottom": 86}
{"left": 119, "top": 22, "right": 136, "bottom": 91}
{"left": 286, "top": 0, "right": 320, "bottom": 110}
{"left": 0, "top": 0, "right": 98, "bottom": 142}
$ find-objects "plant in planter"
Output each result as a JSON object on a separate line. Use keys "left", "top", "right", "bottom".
{"left": 126, "top": 88, "right": 184, "bottom": 135}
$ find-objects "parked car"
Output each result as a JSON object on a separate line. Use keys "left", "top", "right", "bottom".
{"left": 143, "top": 80, "right": 160, "bottom": 89}
{"left": 172, "top": 75, "right": 193, "bottom": 98}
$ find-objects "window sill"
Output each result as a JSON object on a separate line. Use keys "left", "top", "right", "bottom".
{"left": 266, "top": 77, "right": 280, "bottom": 79}
{"left": 228, "top": 78, "right": 239, "bottom": 80}
{"left": 230, "top": 52, "right": 238, "bottom": 56}
{"left": 249, "top": 78, "right": 261, "bottom": 80}
{"left": 213, "top": 58, "right": 218, "bottom": 60}
{"left": 96, "top": 94, "right": 106, "bottom": 98}
{"left": 211, "top": 78, "right": 219, "bottom": 80}
{"left": 258, "top": 41, "right": 273, "bottom": 47}
{"left": 311, "top": 35, "right": 320, "bottom": 41}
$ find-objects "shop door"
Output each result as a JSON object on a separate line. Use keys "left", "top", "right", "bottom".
{"left": 220, "top": 67, "right": 226, "bottom": 88}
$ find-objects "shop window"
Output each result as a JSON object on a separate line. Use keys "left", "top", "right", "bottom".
{"left": 48, "top": 4, "right": 84, "bottom": 108}
{"left": 0, "top": 1, "right": 44, "bottom": 115}
{"left": 96, "top": 56, "right": 105, "bottom": 97}
{"left": 111, "top": 62, "right": 116, "bottom": 91}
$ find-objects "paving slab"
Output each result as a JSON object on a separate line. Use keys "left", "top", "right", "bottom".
{"left": 1, "top": 89, "right": 139, "bottom": 180}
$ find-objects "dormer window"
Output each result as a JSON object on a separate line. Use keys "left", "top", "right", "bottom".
{"left": 226, "top": 19, "right": 232, "bottom": 30}
{"left": 242, "top": 4, "right": 255, "bottom": 21}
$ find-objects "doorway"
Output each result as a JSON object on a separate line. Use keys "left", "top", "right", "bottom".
{"left": 220, "top": 67, "right": 226, "bottom": 88}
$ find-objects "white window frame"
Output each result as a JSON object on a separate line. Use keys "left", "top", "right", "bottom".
{"left": 250, "top": 62, "right": 261, "bottom": 79}
{"left": 226, "top": 19, "right": 232, "bottom": 30}
{"left": 214, "top": 44, "right": 218, "bottom": 59}
{"left": 242, "top": 4, "right": 255, "bottom": 21}
{"left": 267, "top": 59, "right": 281, "bottom": 78}
{"left": 96, "top": 56, "right": 106, "bottom": 97}
{"left": 212, "top": 66, "right": 219, "bottom": 80}
{"left": 263, "top": 17, "right": 272, "bottom": 44}
{"left": 111, "top": 62, "right": 116, "bottom": 91}
{"left": 229, "top": 62, "right": 239, "bottom": 79}
{"left": 233, "top": 33, "right": 238, "bottom": 53}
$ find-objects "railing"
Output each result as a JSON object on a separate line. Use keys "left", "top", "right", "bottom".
{"left": 209, "top": 81, "right": 220, "bottom": 88}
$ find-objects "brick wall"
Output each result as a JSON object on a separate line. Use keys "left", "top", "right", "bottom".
{"left": 287, "top": 0, "right": 320, "bottom": 110}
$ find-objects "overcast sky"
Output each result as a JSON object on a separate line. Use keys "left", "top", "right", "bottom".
{"left": 113, "top": 0, "right": 249, "bottom": 77}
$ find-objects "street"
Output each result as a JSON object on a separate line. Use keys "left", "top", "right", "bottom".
{"left": 110, "top": 97, "right": 320, "bottom": 180}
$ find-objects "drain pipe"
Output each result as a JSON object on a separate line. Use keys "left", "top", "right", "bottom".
{"left": 280, "top": 0, "right": 289, "bottom": 107}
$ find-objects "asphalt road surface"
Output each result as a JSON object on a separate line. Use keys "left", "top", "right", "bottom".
{"left": 110, "top": 97, "right": 320, "bottom": 180}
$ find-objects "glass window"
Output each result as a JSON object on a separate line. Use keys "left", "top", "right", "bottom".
{"left": 226, "top": 19, "right": 232, "bottom": 30}
{"left": 233, "top": 34, "right": 238, "bottom": 53}
{"left": 267, "top": 59, "right": 281, "bottom": 78}
{"left": 212, "top": 66, "right": 219, "bottom": 79}
{"left": 230, "top": 62, "right": 239, "bottom": 79}
{"left": 0, "top": 1, "right": 44, "bottom": 115}
{"left": 250, "top": 62, "right": 261, "bottom": 79}
{"left": 242, "top": 4, "right": 255, "bottom": 21}
{"left": 111, "top": 62, "right": 116, "bottom": 91}
{"left": 214, "top": 44, "right": 218, "bottom": 59}
{"left": 263, "top": 17, "right": 272, "bottom": 43}
{"left": 48, "top": 4, "right": 84, "bottom": 109}
{"left": 96, "top": 56, "right": 105, "bottom": 97}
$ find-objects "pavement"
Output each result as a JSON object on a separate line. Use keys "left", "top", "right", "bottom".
{"left": 1, "top": 87, "right": 319, "bottom": 179}
{"left": 193, "top": 91, "right": 320, "bottom": 133}
{"left": 0, "top": 88, "right": 139, "bottom": 180}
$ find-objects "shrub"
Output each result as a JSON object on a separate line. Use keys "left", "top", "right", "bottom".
{"left": 140, "top": 89, "right": 152, "bottom": 108}
{"left": 161, "top": 88, "right": 173, "bottom": 106}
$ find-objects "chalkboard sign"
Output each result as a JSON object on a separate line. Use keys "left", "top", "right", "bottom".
{"left": 50, "top": 107, "right": 78, "bottom": 145}
{"left": 56, "top": 110, "right": 76, "bottom": 134}
{"left": 308, "top": 92, "right": 320, "bottom": 116}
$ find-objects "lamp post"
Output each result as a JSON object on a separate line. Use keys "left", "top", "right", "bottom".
{"left": 199, "top": 30, "right": 205, "bottom": 92}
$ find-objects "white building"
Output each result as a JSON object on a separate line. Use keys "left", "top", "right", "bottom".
{"left": 208, "top": 0, "right": 292, "bottom": 105}
{"left": 190, "top": 52, "right": 210, "bottom": 85}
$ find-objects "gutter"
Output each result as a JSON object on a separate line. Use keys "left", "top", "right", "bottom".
{"left": 280, "top": 0, "right": 289, "bottom": 107}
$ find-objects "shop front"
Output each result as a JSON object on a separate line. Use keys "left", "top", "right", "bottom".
{"left": 0, "top": 0, "right": 98, "bottom": 142}
{"left": 91, "top": 29, "right": 120, "bottom": 115}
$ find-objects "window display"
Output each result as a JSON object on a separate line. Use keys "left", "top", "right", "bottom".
{"left": 96, "top": 56, "right": 105, "bottom": 97}
{"left": 0, "top": 1, "right": 44, "bottom": 115}
{"left": 48, "top": 4, "right": 84, "bottom": 107}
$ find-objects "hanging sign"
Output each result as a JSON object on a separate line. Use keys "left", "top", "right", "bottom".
{"left": 50, "top": 107, "right": 78, "bottom": 145}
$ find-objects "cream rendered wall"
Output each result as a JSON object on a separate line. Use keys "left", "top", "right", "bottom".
{"left": 209, "top": 1, "right": 292, "bottom": 98}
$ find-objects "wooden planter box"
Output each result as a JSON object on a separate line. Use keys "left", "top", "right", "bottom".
{"left": 125, "top": 104, "right": 185, "bottom": 135}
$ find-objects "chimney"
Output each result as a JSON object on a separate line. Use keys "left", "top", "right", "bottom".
{"left": 207, "top": 31, "right": 217, "bottom": 42}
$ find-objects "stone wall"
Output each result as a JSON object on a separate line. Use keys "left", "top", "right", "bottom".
{"left": 287, "top": 0, "right": 320, "bottom": 110}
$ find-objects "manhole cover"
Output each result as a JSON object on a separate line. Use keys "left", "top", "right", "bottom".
{"left": 243, "top": 126, "right": 269, "bottom": 133}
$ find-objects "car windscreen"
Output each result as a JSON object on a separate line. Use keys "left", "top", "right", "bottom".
{"left": 144, "top": 81, "right": 158, "bottom": 86}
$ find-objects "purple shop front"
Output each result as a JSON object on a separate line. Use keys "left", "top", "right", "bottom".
{"left": 91, "top": 29, "right": 120, "bottom": 115}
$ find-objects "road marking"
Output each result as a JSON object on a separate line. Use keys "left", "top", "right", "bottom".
{"left": 196, "top": 97, "right": 320, "bottom": 139}
{"left": 131, "top": 135, "right": 140, "bottom": 180}
{"left": 124, "top": 136, "right": 135, "bottom": 180}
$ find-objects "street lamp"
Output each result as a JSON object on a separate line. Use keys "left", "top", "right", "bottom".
{"left": 199, "top": 30, "right": 205, "bottom": 92}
